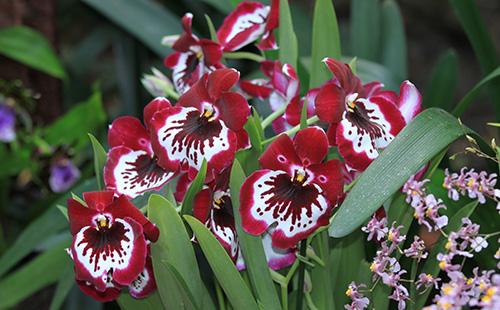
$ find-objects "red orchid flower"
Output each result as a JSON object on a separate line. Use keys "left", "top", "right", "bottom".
{"left": 67, "top": 192, "right": 159, "bottom": 300}
{"left": 104, "top": 97, "right": 177, "bottom": 199}
{"left": 164, "top": 13, "right": 224, "bottom": 94}
{"left": 194, "top": 169, "right": 296, "bottom": 269}
{"left": 149, "top": 68, "right": 250, "bottom": 182}
{"left": 240, "top": 61, "right": 316, "bottom": 133}
{"left": 240, "top": 127, "right": 343, "bottom": 249}
{"left": 314, "top": 58, "right": 421, "bottom": 172}
{"left": 217, "top": 0, "right": 279, "bottom": 52}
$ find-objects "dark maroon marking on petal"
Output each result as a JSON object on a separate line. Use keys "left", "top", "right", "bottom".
{"left": 79, "top": 220, "right": 131, "bottom": 273}
{"left": 261, "top": 173, "right": 323, "bottom": 225}
{"left": 161, "top": 110, "right": 224, "bottom": 167}
{"left": 345, "top": 102, "right": 384, "bottom": 141}
{"left": 121, "top": 154, "right": 168, "bottom": 191}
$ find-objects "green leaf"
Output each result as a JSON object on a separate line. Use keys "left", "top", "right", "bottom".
{"left": 244, "top": 109, "right": 263, "bottom": 154}
{"left": 0, "top": 26, "right": 65, "bottom": 78}
{"left": 229, "top": 160, "right": 281, "bottom": 310}
{"left": 330, "top": 231, "right": 366, "bottom": 309}
{"left": 380, "top": 0, "right": 407, "bottom": 81}
{"left": 181, "top": 160, "right": 207, "bottom": 215}
{"left": 299, "top": 98, "right": 309, "bottom": 130}
{"left": 44, "top": 91, "right": 106, "bottom": 148}
{"left": 452, "top": 67, "right": 500, "bottom": 117}
{"left": 49, "top": 263, "right": 75, "bottom": 310}
{"left": 117, "top": 292, "right": 163, "bottom": 310}
{"left": 0, "top": 179, "right": 96, "bottom": 277}
{"left": 310, "top": 231, "right": 334, "bottom": 309}
{"left": 152, "top": 261, "right": 198, "bottom": 310}
{"left": 278, "top": 0, "right": 298, "bottom": 69}
{"left": 450, "top": 0, "right": 500, "bottom": 119}
{"left": 184, "top": 215, "right": 258, "bottom": 310}
{"left": 415, "top": 201, "right": 479, "bottom": 309}
{"left": 423, "top": 50, "right": 458, "bottom": 110}
{"left": 329, "top": 108, "right": 473, "bottom": 238}
{"left": 0, "top": 146, "right": 34, "bottom": 178}
{"left": 0, "top": 240, "right": 70, "bottom": 308}
{"left": 147, "top": 194, "right": 214, "bottom": 309}
{"left": 350, "top": 0, "right": 381, "bottom": 61}
{"left": 309, "top": 0, "right": 341, "bottom": 88}
{"left": 88, "top": 134, "right": 107, "bottom": 190}
{"left": 82, "top": 0, "right": 181, "bottom": 58}
{"left": 352, "top": 58, "right": 399, "bottom": 91}
{"left": 205, "top": 15, "right": 219, "bottom": 42}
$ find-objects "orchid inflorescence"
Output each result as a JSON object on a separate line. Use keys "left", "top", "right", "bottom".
{"left": 60, "top": 1, "right": 500, "bottom": 308}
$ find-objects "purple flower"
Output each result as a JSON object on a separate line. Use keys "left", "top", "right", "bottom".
{"left": 404, "top": 236, "right": 428, "bottom": 261}
{"left": 389, "top": 284, "right": 409, "bottom": 310}
{"left": 402, "top": 176, "right": 428, "bottom": 207}
{"left": 444, "top": 168, "right": 500, "bottom": 207}
{"left": 345, "top": 282, "right": 370, "bottom": 310}
{"left": 361, "top": 215, "right": 388, "bottom": 241}
{"left": 49, "top": 159, "right": 81, "bottom": 193}
{"left": 416, "top": 273, "right": 440, "bottom": 290}
{"left": 0, "top": 103, "right": 16, "bottom": 142}
{"left": 387, "top": 223, "right": 406, "bottom": 246}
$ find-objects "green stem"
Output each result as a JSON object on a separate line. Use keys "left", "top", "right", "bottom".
{"left": 295, "top": 240, "right": 308, "bottom": 310}
{"left": 215, "top": 279, "right": 226, "bottom": 310}
{"left": 281, "top": 284, "right": 288, "bottom": 310}
{"left": 305, "top": 292, "right": 319, "bottom": 310}
{"left": 262, "top": 116, "right": 320, "bottom": 145}
{"left": 223, "top": 51, "right": 265, "bottom": 63}
{"left": 262, "top": 105, "right": 287, "bottom": 129}
{"left": 409, "top": 259, "right": 418, "bottom": 310}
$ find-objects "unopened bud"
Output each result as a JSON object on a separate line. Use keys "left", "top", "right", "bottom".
{"left": 141, "top": 68, "right": 174, "bottom": 97}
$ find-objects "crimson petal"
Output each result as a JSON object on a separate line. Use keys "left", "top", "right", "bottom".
{"left": 207, "top": 68, "right": 240, "bottom": 99}
{"left": 307, "top": 159, "right": 343, "bottom": 203}
{"left": 172, "top": 13, "right": 198, "bottom": 52}
{"left": 217, "top": 2, "right": 270, "bottom": 51}
{"left": 322, "top": 58, "right": 364, "bottom": 96}
{"left": 259, "top": 134, "right": 301, "bottom": 175}
{"left": 68, "top": 198, "right": 98, "bottom": 236}
{"left": 108, "top": 116, "right": 152, "bottom": 154}
{"left": 293, "top": 127, "right": 328, "bottom": 166}
{"left": 83, "top": 191, "right": 115, "bottom": 212}
{"left": 240, "top": 170, "right": 331, "bottom": 249}
{"left": 397, "top": 81, "right": 422, "bottom": 124}
{"left": 129, "top": 255, "right": 157, "bottom": 299}
{"left": 315, "top": 82, "right": 345, "bottom": 123}
{"left": 77, "top": 280, "right": 121, "bottom": 302}
{"left": 239, "top": 79, "right": 273, "bottom": 98}
{"left": 143, "top": 97, "right": 172, "bottom": 129}
{"left": 104, "top": 146, "right": 176, "bottom": 199}
{"left": 215, "top": 91, "right": 250, "bottom": 131}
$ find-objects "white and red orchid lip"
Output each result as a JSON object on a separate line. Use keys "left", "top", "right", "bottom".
{"left": 336, "top": 96, "right": 405, "bottom": 171}
{"left": 104, "top": 146, "right": 176, "bottom": 199}
{"left": 71, "top": 217, "right": 147, "bottom": 291}
{"left": 240, "top": 169, "right": 331, "bottom": 249}
{"left": 76, "top": 280, "right": 122, "bottom": 302}
{"left": 217, "top": 2, "right": 270, "bottom": 52}
{"left": 194, "top": 187, "right": 239, "bottom": 260}
{"left": 150, "top": 105, "right": 237, "bottom": 180}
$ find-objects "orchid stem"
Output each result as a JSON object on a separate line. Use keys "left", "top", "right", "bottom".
{"left": 409, "top": 259, "right": 418, "bottom": 310}
{"left": 223, "top": 51, "right": 265, "bottom": 63}
{"left": 261, "top": 105, "right": 287, "bottom": 129}
{"left": 262, "top": 116, "right": 320, "bottom": 145}
{"left": 295, "top": 240, "right": 307, "bottom": 310}
{"left": 281, "top": 284, "right": 288, "bottom": 310}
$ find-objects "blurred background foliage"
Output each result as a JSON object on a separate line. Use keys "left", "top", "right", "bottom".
{"left": 0, "top": 0, "right": 498, "bottom": 309}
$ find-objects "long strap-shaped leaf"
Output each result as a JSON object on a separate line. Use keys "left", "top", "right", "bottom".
{"left": 148, "top": 195, "right": 215, "bottom": 310}
{"left": 279, "top": 0, "right": 298, "bottom": 69}
{"left": 117, "top": 292, "right": 163, "bottom": 310}
{"left": 309, "top": 0, "right": 341, "bottom": 88}
{"left": 82, "top": 0, "right": 180, "bottom": 58}
{"left": 329, "top": 108, "right": 473, "bottom": 238}
{"left": 184, "top": 215, "right": 258, "bottom": 310}
{"left": 229, "top": 160, "right": 281, "bottom": 310}
{"left": 450, "top": 0, "right": 500, "bottom": 120}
